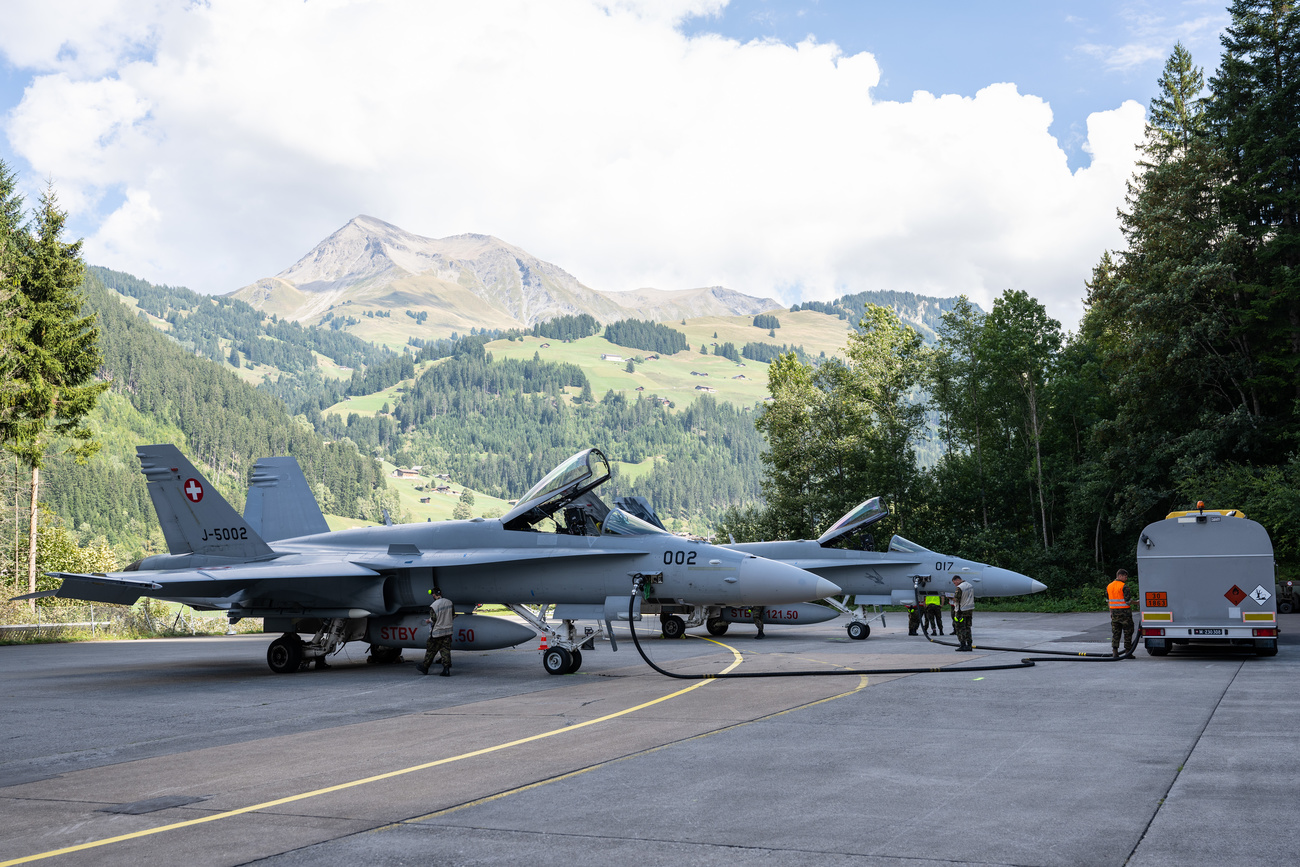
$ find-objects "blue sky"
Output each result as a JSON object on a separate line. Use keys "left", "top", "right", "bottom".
{"left": 680, "top": 0, "right": 1228, "bottom": 170}
{"left": 0, "top": 1, "right": 1232, "bottom": 327}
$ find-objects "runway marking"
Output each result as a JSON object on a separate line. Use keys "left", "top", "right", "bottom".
{"left": 1, "top": 642, "right": 750, "bottom": 867}
{"left": 377, "top": 670, "right": 872, "bottom": 827}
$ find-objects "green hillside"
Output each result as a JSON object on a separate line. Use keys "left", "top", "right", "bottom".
{"left": 48, "top": 267, "right": 952, "bottom": 541}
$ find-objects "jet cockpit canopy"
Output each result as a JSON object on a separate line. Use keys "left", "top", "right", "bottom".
{"left": 502, "top": 448, "right": 613, "bottom": 531}
{"left": 817, "top": 497, "right": 889, "bottom": 547}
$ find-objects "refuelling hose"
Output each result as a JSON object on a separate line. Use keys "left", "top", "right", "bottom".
{"left": 626, "top": 579, "right": 1134, "bottom": 680}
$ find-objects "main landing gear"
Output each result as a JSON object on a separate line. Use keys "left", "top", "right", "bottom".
{"left": 264, "top": 618, "right": 366, "bottom": 673}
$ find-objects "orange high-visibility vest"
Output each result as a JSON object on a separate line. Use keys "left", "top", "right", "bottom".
{"left": 1107, "top": 580, "right": 1130, "bottom": 609}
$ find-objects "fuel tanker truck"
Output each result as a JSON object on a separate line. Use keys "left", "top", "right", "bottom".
{"left": 1138, "top": 504, "right": 1278, "bottom": 657}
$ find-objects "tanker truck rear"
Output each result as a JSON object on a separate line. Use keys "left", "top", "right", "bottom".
{"left": 1138, "top": 506, "right": 1278, "bottom": 657}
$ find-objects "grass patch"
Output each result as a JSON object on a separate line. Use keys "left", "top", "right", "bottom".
{"left": 0, "top": 599, "right": 263, "bottom": 644}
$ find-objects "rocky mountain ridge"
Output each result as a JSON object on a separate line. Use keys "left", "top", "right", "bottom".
{"left": 231, "top": 216, "right": 781, "bottom": 336}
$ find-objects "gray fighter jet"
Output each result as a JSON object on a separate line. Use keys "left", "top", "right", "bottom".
{"left": 721, "top": 498, "right": 1046, "bottom": 639}
{"left": 21, "top": 445, "right": 838, "bottom": 675}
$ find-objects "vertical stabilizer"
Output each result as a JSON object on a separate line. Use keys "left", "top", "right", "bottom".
{"left": 136, "top": 444, "right": 274, "bottom": 558}
{"left": 244, "top": 456, "right": 330, "bottom": 541}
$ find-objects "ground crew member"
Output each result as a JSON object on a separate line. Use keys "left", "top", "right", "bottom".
{"left": 1108, "top": 569, "right": 1135, "bottom": 658}
{"left": 418, "top": 587, "right": 455, "bottom": 676}
{"left": 906, "top": 601, "right": 922, "bottom": 635}
{"left": 924, "top": 591, "right": 943, "bottom": 636}
{"left": 752, "top": 605, "right": 765, "bottom": 639}
{"left": 952, "top": 574, "right": 974, "bottom": 651}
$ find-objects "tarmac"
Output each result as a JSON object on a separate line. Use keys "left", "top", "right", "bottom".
{"left": 0, "top": 610, "right": 1294, "bottom": 867}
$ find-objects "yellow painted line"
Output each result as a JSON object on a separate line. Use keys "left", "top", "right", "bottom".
{"left": 1, "top": 640, "right": 746, "bottom": 866}
{"left": 397, "top": 664, "right": 870, "bottom": 825}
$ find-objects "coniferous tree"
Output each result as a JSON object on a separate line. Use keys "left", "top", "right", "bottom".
{"left": 6, "top": 186, "right": 109, "bottom": 602}
{"left": 1207, "top": 1, "right": 1300, "bottom": 428}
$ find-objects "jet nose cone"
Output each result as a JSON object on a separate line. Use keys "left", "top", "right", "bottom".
{"left": 814, "top": 576, "right": 842, "bottom": 599}
{"left": 980, "top": 566, "right": 1044, "bottom": 597}
{"left": 737, "top": 556, "right": 840, "bottom": 605}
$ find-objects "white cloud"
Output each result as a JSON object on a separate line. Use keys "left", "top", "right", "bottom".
{"left": 3, "top": 0, "right": 1146, "bottom": 330}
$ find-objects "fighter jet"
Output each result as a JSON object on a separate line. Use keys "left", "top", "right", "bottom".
{"left": 722, "top": 498, "right": 1046, "bottom": 639}
{"left": 19, "top": 445, "right": 838, "bottom": 675}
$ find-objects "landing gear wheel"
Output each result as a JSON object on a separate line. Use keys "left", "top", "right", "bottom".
{"left": 846, "top": 621, "right": 870, "bottom": 641}
{"left": 543, "top": 647, "right": 572, "bottom": 675}
{"left": 567, "top": 649, "right": 583, "bottom": 673}
{"left": 367, "top": 645, "right": 403, "bottom": 665}
{"left": 705, "top": 617, "right": 729, "bottom": 636}
{"left": 661, "top": 615, "right": 686, "bottom": 639}
{"left": 267, "top": 633, "right": 304, "bottom": 674}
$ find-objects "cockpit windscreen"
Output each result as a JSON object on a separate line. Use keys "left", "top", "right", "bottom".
{"left": 888, "top": 535, "right": 930, "bottom": 554}
{"left": 601, "top": 508, "right": 669, "bottom": 537}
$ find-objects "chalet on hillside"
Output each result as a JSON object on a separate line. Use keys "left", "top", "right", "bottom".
{"left": 694, "top": 385, "right": 716, "bottom": 392}
{"left": 392, "top": 468, "right": 421, "bottom": 479}
{"left": 419, "top": 497, "right": 431, "bottom": 504}
{"left": 601, "top": 353, "right": 623, "bottom": 362}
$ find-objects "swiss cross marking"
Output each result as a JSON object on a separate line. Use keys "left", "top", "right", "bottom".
{"left": 1224, "top": 585, "right": 1247, "bottom": 606}
{"left": 184, "top": 478, "right": 204, "bottom": 503}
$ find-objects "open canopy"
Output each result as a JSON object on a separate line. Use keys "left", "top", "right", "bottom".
{"left": 817, "top": 497, "right": 889, "bottom": 546}
{"left": 502, "top": 448, "right": 612, "bottom": 530}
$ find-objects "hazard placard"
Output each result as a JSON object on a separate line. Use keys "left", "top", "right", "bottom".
{"left": 1224, "top": 585, "right": 1247, "bottom": 606}
{"left": 1249, "top": 585, "right": 1272, "bottom": 606}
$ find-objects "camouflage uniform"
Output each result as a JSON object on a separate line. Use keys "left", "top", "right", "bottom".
{"left": 952, "top": 579, "right": 974, "bottom": 650}
{"left": 421, "top": 594, "right": 455, "bottom": 674}
{"left": 924, "top": 594, "right": 942, "bottom": 635}
{"left": 906, "top": 603, "right": 922, "bottom": 635}
{"left": 752, "top": 605, "right": 765, "bottom": 639}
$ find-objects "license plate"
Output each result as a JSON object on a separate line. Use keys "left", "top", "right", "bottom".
{"left": 1193, "top": 628, "right": 1226, "bottom": 635}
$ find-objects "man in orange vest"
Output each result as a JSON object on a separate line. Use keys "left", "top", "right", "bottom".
{"left": 1107, "top": 569, "right": 1134, "bottom": 658}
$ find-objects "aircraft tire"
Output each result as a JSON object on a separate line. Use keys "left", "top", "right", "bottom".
{"left": 267, "top": 634, "right": 304, "bottom": 674}
{"left": 567, "top": 649, "right": 583, "bottom": 673}
{"left": 847, "top": 622, "right": 870, "bottom": 641}
{"left": 661, "top": 615, "right": 686, "bottom": 639}
{"left": 543, "top": 647, "right": 572, "bottom": 675}
{"left": 705, "top": 617, "right": 729, "bottom": 636}
{"left": 367, "top": 645, "right": 403, "bottom": 665}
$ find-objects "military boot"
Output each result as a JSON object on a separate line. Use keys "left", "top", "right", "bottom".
{"left": 439, "top": 664, "right": 451, "bottom": 676}
{"left": 416, "top": 663, "right": 429, "bottom": 675}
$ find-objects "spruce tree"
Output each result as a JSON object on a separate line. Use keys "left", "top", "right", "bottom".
{"left": 1207, "top": 0, "right": 1300, "bottom": 421}
{"left": 7, "top": 186, "right": 109, "bottom": 603}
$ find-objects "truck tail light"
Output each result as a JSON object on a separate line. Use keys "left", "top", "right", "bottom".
{"left": 1252, "top": 628, "right": 1276, "bottom": 637}
{"left": 1142, "top": 628, "right": 1165, "bottom": 637}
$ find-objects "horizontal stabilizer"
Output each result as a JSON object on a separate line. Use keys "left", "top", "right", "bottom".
{"left": 245, "top": 457, "right": 330, "bottom": 542}
{"left": 39, "top": 572, "right": 165, "bottom": 605}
